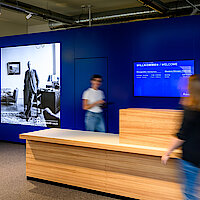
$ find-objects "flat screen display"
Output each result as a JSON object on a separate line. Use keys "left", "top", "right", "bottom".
{"left": 134, "top": 60, "right": 194, "bottom": 97}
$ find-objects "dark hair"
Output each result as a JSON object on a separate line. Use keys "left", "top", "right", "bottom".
{"left": 91, "top": 74, "right": 102, "bottom": 80}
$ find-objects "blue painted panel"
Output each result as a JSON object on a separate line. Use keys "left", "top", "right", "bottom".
{"left": 0, "top": 30, "right": 75, "bottom": 142}
{"left": 1, "top": 15, "right": 200, "bottom": 141}
{"left": 59, "top": 31, "right": 75, "bottom": 130}
{"left": 74, "top": 25, "right": 113, "bottom": 58}
{"left": 75, "top": 58, "right": 108, "bottom": 131}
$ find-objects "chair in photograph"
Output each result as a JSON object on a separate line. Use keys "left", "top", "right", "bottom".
{"left": 1, "top": 88, "right": 19, "bottom": 106}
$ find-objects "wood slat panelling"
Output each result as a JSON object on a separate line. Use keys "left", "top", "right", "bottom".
{"left": 26, "top": 140, "right": 182, "bottom": 200}
{"left": 21, "top": 108, "right": 184, "bottom": 199}
{"left": 119, "top": 108, "right": 183, "bottom": 148}
{"left": 20, "top": 129, "right": 181, "bottom": 157}
{"left": 26, "top": 140, "right": 107, "bottom": 191}
{"left": 105, "top": 150, "right": 182, "bottom": 200}
{"left": 26, "top": 141, "right": 106, "bottom": 169}
{"left": 106, "top": 173, "right": 181, "bottom": 200}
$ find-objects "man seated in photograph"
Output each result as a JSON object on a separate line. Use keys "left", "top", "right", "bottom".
{"left": 82, "top": 74, "right": 106, "bottom": 132}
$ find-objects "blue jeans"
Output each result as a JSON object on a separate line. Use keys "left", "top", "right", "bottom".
{"left": 179, "top": 159, "right": 200, "bottom": 200}
{"left": 85, "top": 111, "right": 105, "bottom": 132}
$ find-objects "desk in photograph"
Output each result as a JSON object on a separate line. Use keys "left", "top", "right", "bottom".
{"left": 20, "top": 128, "right": 182, "bottom": 200}
{"left": 40, "top": 89, "right": 60, "bottom": 113}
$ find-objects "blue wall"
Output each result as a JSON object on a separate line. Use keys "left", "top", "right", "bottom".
{"left": 1, "top": 15, "right": 200, "bottom": 142}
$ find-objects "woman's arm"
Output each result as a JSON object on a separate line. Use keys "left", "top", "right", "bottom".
{"left": 82, "top": 99, "right": 105, "bottom": 110}
{"left": 161, "top": 109, "right": 194, "bottom": 165}
{"left": 161, "top": 137, "right": 184, "bottom": 165}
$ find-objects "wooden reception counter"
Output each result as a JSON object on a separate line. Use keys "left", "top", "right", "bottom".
{"left": 20, "top": 127, "right": 182, "bottom": 200}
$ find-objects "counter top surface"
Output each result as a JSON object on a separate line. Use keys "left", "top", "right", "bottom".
{"left": 20, "top": 128, "right": 181, "bottom": 157}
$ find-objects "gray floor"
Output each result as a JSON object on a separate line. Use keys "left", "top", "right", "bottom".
{"left": 1, "top": 98, "right": 24, "bottom": 113}
{"left": 0, "top": 141, "right": 132, "bottom": 200}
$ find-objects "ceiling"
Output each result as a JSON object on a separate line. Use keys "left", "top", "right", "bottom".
{"left": 0, "top": 0, "right": 199, "bottom": 28}
{"left": 19, "top": 0, "right": 143, "bottom": 16}
{"left": 0, "top": 8, "right": 46, "bottom": 26}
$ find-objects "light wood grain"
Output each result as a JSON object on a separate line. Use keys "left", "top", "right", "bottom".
{"left": 105, "top": 150, "right": 182, "bottom": 200}
{"left": 119, "top": 108, "right": 183, "bottom": 148}
{"left": 20, "top": 108, "right": 184, "bottom": 199}
{"left": 26, "top": 140, "right": 182, "bottom": 200}
{"left": 26, "top": 140, "right": 107, "bottom": 191}
{"left": 20, "top": 128, "right": 181, "bottom": 157}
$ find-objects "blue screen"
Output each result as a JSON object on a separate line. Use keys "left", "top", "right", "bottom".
{"left": 134, "top": 60, "right": 194, "bottom": 97}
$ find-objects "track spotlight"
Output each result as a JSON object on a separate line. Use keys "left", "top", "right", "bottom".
{"left": 26, "top": 13, "right": 32, "bottom": 20}
{"left": 191, "top": 8, "right": 198, "bottom": 15}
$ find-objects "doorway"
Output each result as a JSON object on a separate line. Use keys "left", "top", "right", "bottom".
{"left": 75, "top": 57, "right": 108, "bottom": 131}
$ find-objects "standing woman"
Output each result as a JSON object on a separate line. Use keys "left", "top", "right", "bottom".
{"left": 161, "top": 74, "right": 200, "bottom": 200}
{"left": 82, "top": 74, "right": 106, "bottom": 132}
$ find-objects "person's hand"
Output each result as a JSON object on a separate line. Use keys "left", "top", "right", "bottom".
{"left": 161, "top": 153, "right": 170, "bottom": 165}
{"left": 96, "top": 100, "right": 105, "bottom": 105}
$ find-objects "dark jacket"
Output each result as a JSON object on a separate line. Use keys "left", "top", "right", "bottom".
{"left": 24, "top": 69, "right": 39, "bottom": 105}
{"left": 176, "top": 108, "right": 200, "bottom": 167}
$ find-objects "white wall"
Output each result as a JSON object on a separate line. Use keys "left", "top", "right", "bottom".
{"left": 28, "top": 24, "right": 51, "bottom": 34}
{"left": 0, "top": 21, "right": 26, "bottom": 37}
{"left": 0, "top": 21, "right": 52, "bottom": 37}
{"left": 1, "top": 43, "right": 60, "bottom": 99}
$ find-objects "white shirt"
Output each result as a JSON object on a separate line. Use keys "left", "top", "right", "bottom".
{"left": 82, "top": 88, "right": 105, "bottom": 113}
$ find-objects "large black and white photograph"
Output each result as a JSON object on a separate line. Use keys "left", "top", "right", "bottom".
{"left": 1, "top": 43, "right": 60, "bottom": 127}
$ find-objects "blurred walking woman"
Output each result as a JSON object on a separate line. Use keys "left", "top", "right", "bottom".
{"left": 161, "top": 74, "right": 200, "bottom": 200}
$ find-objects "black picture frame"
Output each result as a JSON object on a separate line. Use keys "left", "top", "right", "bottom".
{"left": 7, "top": 62, "right": 20, "bottom": 75}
